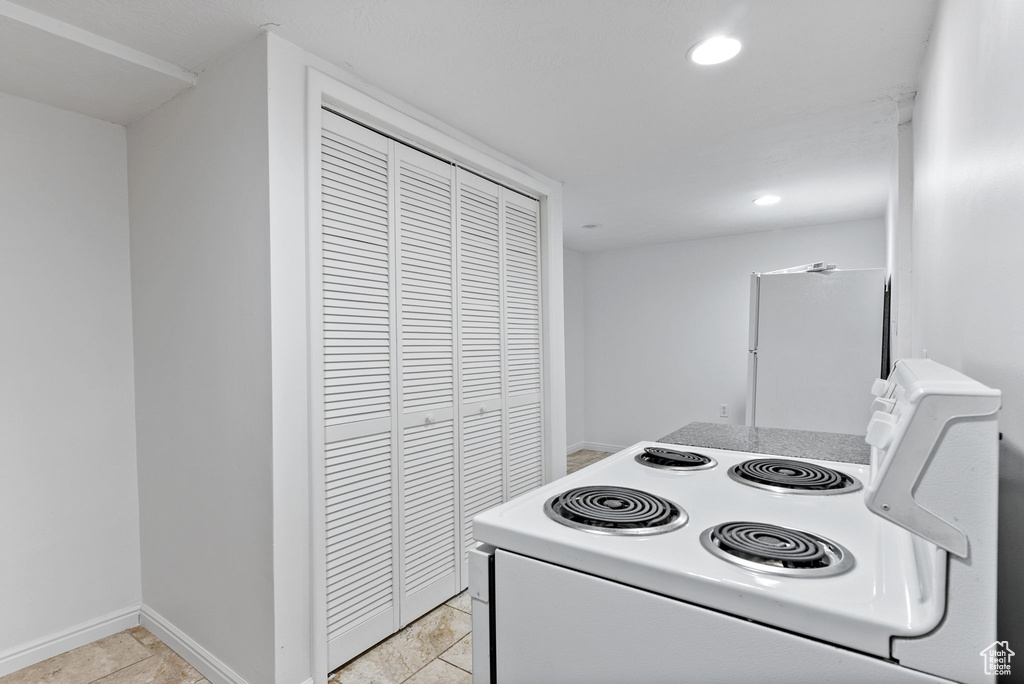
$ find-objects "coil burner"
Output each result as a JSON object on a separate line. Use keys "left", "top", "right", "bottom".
{"left": 700, "top": 521, "right": 854, "bottom": 578}
{"left": 728, "top": 458, "right": 862, "bottom": 495}
{"left": 635, "top": 446, "right": 717, "bottom": 471}
{"left": 544, "top": 486, "right": 687, "bottom": 536}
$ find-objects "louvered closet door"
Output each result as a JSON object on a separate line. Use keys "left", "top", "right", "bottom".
{"left": 456, "top": 171, "right": 505, "bottom": 573}
{"left": 395, "top": 145, "right": 460, "bottom": 623}
{"left": 320, "top": 112, "right": 400, "bottom": 668}
{"left": 503, "top": 191, "right": 544, "bottom": 498}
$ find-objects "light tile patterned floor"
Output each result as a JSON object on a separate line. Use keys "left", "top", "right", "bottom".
{"left": 329, "top": 592, "right": 473, "bottom": 684}
{"left": 567, "top": 448, "right": 613, "bottom": 474}
{"left": 0, "top": 627, "right": 208, "bottom": 684}
{"left": 2, "top": 451, "right": 612, "bottom": 684}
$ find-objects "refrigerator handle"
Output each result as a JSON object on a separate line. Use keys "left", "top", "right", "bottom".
{"left": 746, "top": 273, "right": 759, "bottom": 427}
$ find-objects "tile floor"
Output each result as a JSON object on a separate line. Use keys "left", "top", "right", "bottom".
{"left": 566, "top": 448, "right": 613, "bottom": 474}
{"left": 0, "top": 627, "right": 208, "bottom": 684}
{"left": 329, "top": 591, "right": 472, "bottom": 684}
{"left": 2, "top": 450, "right": 611, "bottom": 684}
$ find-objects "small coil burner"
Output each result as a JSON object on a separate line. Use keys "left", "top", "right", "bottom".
{"left": 635, "top": 446, "right": 717, "bottom": 471}
{"left": 700, "top": 521, "right": 854, "bottom": 578}
{"left": 544, "top": 486, "right": 687, "bottom": 536}
{"left": 728, "top": 458, "right": 862, "bottom": 495}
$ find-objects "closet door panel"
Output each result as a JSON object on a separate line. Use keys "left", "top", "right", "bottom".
{"left": 398, "top": 150, "right": 455, "bottom": 415}
{"left": 396, "top": 145, "right": 459, "bottom": 622}
{"left": 321, "top": 121, "right": 394, "bottom": 429}
{"left": 457, "top": 171, "right": 506, "bottom": 570}
{"left": 507, "top": 400, "right": 543, "bottom": 497}
{"left": 461, "top": 407, "right": 504, "bottom": 563}
{"left": 459, "top": 176, "right": 503, "bottom": 403}
{"left": 321, "top": 113, "right": 399, "bottom": 669}
{"left": 401, "top": 418, "right": 458, "bottom": 619}
{"left": 504, "top": 194, "right": 542, "bottom": 399}
{"left": 503, "top": 191, "right": 543, "bottom": 498}
{"left": 326, "top": 432, "right": 395, "bottom": 644}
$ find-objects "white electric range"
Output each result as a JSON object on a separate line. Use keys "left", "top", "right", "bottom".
{"left": 469, "top": 359, "right": 1001, "bottom": 683}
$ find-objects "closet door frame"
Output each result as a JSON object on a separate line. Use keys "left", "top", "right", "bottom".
{"left": 307, "top": 68, "right": 565, "bottom": 684}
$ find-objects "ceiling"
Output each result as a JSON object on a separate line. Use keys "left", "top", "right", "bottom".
{"left": 1, "top": 0, "right": 936, "bottom": 251}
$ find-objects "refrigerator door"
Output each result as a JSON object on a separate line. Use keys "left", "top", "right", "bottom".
{"left": 751, "top": 268, "right": 884, "bottom": 434}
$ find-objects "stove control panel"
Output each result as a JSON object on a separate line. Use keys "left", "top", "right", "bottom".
{"left": 863, "top": 359, "right": 1000, "bottom": 558}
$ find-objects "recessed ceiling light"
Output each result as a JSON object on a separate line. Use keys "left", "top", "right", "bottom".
{"left": 581, "top": 223, "right": 603, "bottom": 230}
{"left": 688, "top": 36, "right": 742, "bottom": 66}
{"left": 753, "top": 195, "right": 781, "bottom": 206}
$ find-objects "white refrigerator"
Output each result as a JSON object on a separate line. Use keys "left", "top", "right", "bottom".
{"left": 746, "top": 264, "right": 885, "bottom": 434}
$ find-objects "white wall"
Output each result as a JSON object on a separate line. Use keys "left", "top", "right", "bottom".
{"left": 127, "top": 38, "right": 275, "bottom": 684}
{"left": 563, "top": 249, "right": 586, "bottom": 451}
{"left": 0, "top": 94, "right": 140, "bottom": 664}
{"left": 580, "top": 219, "right": 885, "bottom": 449}
{"left": 912, "top": 0, "right": 1024, "bottom": 657}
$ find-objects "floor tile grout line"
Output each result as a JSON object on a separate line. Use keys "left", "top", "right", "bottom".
{"left": 438, "top": 652, "right": 472, "bottom": 675}
{"left": 84, "top": 651, "right": 157, "bottom": 684}
{"left": 126, "top": 629, "right": 148, "bottom": 648}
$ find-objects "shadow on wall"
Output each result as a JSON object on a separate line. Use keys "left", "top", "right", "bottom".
{"left": 998, "top": 439, "right": 1024, "bottom": 684}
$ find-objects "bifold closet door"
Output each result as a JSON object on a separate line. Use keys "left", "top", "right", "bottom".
{"left": 320, "top": 113, "right": 400, "bottom": 667}
{"left": 504, "top": 192, "right": 544, "bottom": 498}
{"left": 395, "top": 145, "right": 460, "bottom": 622}
{"left": 318, "top": 108, "right": 544, "bottom": 670}
{"left": 456, "top": 171, "right": 505, "bottom": 572}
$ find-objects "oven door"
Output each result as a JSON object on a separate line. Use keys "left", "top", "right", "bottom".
{"left": 489, "top": 549, "right": 949, "bottom": 684}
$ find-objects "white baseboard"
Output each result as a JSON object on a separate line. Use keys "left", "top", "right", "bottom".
{"left": 565, "top": 440, "right": 586, "bottom": 455}
{"left": 0, "top": 603, "right": 141, "bottom": 677}
{"left": 577, "top": 441, "right": 627, "bottom": 454}
{"left": 141, "top": 605, "right": 250, "bottom": 684}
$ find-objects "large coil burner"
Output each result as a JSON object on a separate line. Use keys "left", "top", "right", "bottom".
{"left": 728, "top": 458, "right": 862, "bottom": 495}
{"left": 544, "top": 485, "right": 687, "bottom": 536}
{"left": 700, "top": 521, "right": 854, "bottom": 578}
{"left": 635, "top": 446, "right": 717, "bottom": 471}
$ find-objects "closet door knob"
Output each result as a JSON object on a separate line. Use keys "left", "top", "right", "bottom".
{"left": 424, "top": 414, "right": 434, "bottom": 426}
{"left": 479, "top": 405, "right": 488, "bottom": 415}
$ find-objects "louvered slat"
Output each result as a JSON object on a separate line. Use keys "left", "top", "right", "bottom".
{"left": 402, "top": 419, "right": 456, "bottom": 594}
{"left": 504, "top": 199, "right": 541, "bottom": 396}
{"left": 322, "top": 125, "right": 391, "bottom": 427}
{"left": 325, "top": 431, "right": 394, "bottom": 638}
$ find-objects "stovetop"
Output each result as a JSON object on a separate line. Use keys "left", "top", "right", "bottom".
{"left": 472, "top": 440, "right": 947, "bottom": 658}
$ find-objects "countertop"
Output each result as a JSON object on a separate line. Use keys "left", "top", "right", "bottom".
{"left": 658, "top": 422, "right": 870, "bottom": 465}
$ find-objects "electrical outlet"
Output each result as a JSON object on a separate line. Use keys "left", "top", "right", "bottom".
{"left": 719, "top": 404, "right": 728, "bottom": 418}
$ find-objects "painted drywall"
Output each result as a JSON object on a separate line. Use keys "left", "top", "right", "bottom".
{"left": 911, "top": 0, "right": 1024, "bottom": 659}
{"left": 0, "top": 93, "right": 140, "bottom": 659}
{"left": 564, "top": 249, "right": 586, "bottom": 451}
{"left": 127, "top": 37, "right": 274, "bottom": 684}
{"left": 581, "top": 219, "right": 885, "bottom": 449}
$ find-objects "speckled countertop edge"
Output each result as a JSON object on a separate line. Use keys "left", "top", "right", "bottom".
{"left": 658, "top": 422, "right": 870, "bottom": 465}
